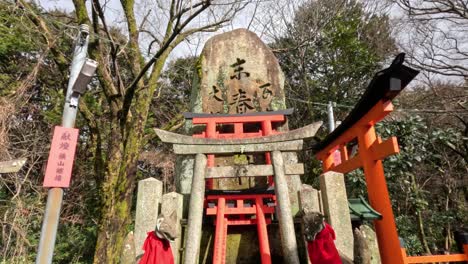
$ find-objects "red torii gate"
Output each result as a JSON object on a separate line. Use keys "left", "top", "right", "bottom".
{"left": 316, "top": 100, "right": 405, "bottom": 264}
{"left": 315, "top": 54, "right": 468, "bottom": 264}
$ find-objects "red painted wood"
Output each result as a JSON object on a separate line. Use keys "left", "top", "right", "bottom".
{"left": 316, "top": 100, "right": 467, "bottom": 264}
{"left": 256, "top": 197, "right": 272, "bottom": 264}
{"left": 193, "top": 113, "right": 287, "bottom": 264}
{"left": 192, "top": 115, "right": 285, "bottom": 124}
{"left": 213, "top": 197, "right": 226, "bottom": 263}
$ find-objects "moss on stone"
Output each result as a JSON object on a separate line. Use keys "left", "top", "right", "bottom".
{"left": 269, "top": 98, "right": 287, "bottom": 111}
{"left": 233, "top": 154, "right": 248, "bottom": 165}
{"left": 196, "top": 55, "right": 204, "bottom": 79}
{"left": 189, "top": 56, "right": 204, "bottom": 113}
{"left": 214, "top": 67, "right": 230, "bottom": 114}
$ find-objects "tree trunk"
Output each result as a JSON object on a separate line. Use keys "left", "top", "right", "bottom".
{"left": 93, "top": 130, "right": 141, "bottom": 263}
{"left": 92, "top": 54, "right": 168, "bottom": 262}
{"left": 93, "top": 183, "right": 133, "bottom": 263}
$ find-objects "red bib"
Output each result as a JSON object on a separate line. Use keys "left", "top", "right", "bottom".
{"left": 139, "top": 231, "right": 174, "bottom": 264}
{"left": 307, "top": 223, "right": 342, "bottom": 264}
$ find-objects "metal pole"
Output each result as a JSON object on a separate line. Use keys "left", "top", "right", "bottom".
{"left": 36, "top": 24, "right": 90, "bottom": 264}
{"left": 327, "top": 101, "right": 335, "bottom": 133}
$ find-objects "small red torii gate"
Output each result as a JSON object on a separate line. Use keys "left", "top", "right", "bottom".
{"left": 315, "top": 54, "right": 468, "bottom": 264}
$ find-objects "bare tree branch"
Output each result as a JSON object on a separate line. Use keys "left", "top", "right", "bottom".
{"left": 394, "top": 0, "right": 468, "bottom": 78}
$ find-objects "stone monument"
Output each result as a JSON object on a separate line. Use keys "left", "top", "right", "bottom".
{"left": 177, "top": 28, "right": 301, "bottom": 211}
{"left": 175, "top": 28, "right": 305, "bottom": 263}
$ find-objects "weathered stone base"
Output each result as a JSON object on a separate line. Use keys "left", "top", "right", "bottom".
{"left": 320, "top": 171, "right": 354, "bottom": 260}
{"left": 134, "top": 178, "right": 163, "bottom": 258}
{"left": 120, "top": 231, "right": 135, "bottom": 264}
{"left": 354, "top": 225, "right": 381, "bottom": 264}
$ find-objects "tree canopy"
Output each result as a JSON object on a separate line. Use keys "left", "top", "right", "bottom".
{"left": 272, "top": 0, "right": 396, "bottom": 128}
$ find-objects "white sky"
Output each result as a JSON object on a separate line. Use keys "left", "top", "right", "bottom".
{"left": 38, "top": 0, "right": 272, "bottom": 60}
{"left": 38, "top": 0, "right": 463, "bottom": 85}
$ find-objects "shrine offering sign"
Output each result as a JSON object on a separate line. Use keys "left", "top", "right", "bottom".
{"left": 43, "top": 126, "right": 79, "bottom": 188}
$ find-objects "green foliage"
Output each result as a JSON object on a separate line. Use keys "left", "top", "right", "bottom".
{"left": 274, "top": 0, "right": 396, "bottom": 182}
{"left": 273, "top": 3, "right": 466, "bottom": 254}
{"left": 274, "top": 0, "right": 395, "bottom": 129}
{"left": 274, "top": 2, "right": 466, "bottom": 253}
{"left": 345, "top": 169, "right": 367, "bottom": 198}
{"left": 0, "top": 0, "right": 465, "bottom": 262}
{"left": 376, "top": 113, "right": 467, "bottom": 254}
{"left": 0, "top": 2, "right": 39, "bottom": 96}
{"left": 0, "top": 3, "right": 100, "bottom": 262}
{"left": 54, "top": 224, "right": 97, "bottom": 264}
{"left": 0, "top": 3, "right": 37, "bottom": 59}
{"left": 396, "top": 215, "right": 425, "bottom": 253}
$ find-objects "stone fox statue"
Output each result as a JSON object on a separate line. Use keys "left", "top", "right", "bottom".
{"left": 301, "top": 209, "right": 353, "bottom": 264}
{"left": 302, "top": 209, "right": 327, "bottom": 241}
{"left": 155, "top": 211, "right": 178, "bottom": 241}
{"left": 139, "top": 211, "right": 178, "bottom": 264}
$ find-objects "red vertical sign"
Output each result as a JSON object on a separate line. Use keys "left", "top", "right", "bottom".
{"left": 43, "top": 126, "right": 79, "bottom": 188}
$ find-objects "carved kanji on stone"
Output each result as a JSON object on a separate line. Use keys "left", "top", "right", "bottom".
{"left": 210, "top": 85, "right": 223, "bottom": 102}
{"left": 230, "top": 89, "right": 254, "bottom": 114}
{"left": 194, "top": 29, "right": 286, "bottom": 114}
{"left": 259, "top": 83, "right": 272, "bottom": 99}
{"left": 230, "top": 58, "right": 250, "bottom": 80}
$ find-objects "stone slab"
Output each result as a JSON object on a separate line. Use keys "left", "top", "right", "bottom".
{"left": 175, "top": 155, "right": 194, "bottom": 215}
{"left": 206, "top": 163, "right": 304, "bottom": 178}
{"left": 134, "top": 177, "right": 163, "bottom": 259}
{"left": 195, "top": 28, "right": 286, "bottom": 114}
{"left": 174, "top": 28, "right": 308, "bottom": 261}
{"left": 173, "top": 139, "right": 303, "bottom": 154}
{"left": 320, "top": 171, "right": 354, "bottom": 260}
{"left": 354, "top": 225, "right": 381, "bottom": 264}
{"left": 0, "top": 158, "right": 26, "bottom": 173}
{"left": 176, "top": 27, "right": 297, "bottom": 205}
{"left": 299, "top": 184, "right": 322, "bottom": 264}
{"left": 299, "top": 184, "right": 321, "bottom": 213}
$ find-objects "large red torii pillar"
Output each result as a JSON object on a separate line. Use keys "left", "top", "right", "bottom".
{"left": 316, "top": 100, "right": 405, "bottom": 264}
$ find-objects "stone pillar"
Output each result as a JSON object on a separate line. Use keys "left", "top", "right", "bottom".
{"left": 272, "top": 151, "right": 300, "bottom": 264}
{"left": 183, "top": 153, "right": 207, "bottom": 264}
{"left": 134, "top": 177, "right": 163, "bottom": 259}
{"left": 175, "top": 155, "right": 194, "bottom": 215}
{"left": 299, "top": 184, "right": 321, "bottom": 213}
{"left": 282, "top": 152, "right": 304, "bottom": 216}
{"left": 320, "top": 171, "right": 354, "bottom": 260}
{"left": 161, "top": 192, "right": 184, "bottom": 264}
